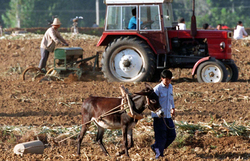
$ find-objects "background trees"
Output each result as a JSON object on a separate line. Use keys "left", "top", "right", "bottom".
{"left": 1, "top": 0, "right": 35, "bottom": 28}
{"left": 173, "top": 0, "right": 250, "bottom": 29}
{"left": 1, "top": 0, "right": 106, "bottom": 28}
{"left": 0, "top": 0, "right": 250, "bottom": 29}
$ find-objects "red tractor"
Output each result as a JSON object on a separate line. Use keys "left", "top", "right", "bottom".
{"left": 97, "top": 0, "right": 238, "bottom": 83}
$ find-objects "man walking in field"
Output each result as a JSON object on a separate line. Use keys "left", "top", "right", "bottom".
{"left": 151, "top": 69, "right": 176, "bottom": 159}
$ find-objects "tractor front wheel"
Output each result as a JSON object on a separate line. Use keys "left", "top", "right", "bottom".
{"left": 197, "top": 60, "right": 228, "bottom": 83}
{"left": 224, "top": 63, "right": 239, "bottom": 82}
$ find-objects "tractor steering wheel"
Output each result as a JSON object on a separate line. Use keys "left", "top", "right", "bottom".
{"left": 141, "top": 20, "right": 154, "bottom": 29}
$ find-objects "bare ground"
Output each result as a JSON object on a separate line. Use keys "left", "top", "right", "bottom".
{"left": 0, "top": 34, "right": 250, "bottom": 160}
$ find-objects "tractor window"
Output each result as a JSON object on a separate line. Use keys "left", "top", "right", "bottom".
{"left": 139, "top": 5, "right": 161, "bottom": 31}
{"left": 106, "top": 6, "right": 137, "bottom": 30}
{"left": 162, "top": 3, "right": 174, "bottom": 28}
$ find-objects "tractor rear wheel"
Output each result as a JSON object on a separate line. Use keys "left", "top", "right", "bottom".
{"left": 197, "top": 60, "right": 228, "bottom": 83}
{"left": 101, "top": 37, "right": 155, "bottom": 82}
{"left": 224, "top": 63, "right": 238, "bottom": 82}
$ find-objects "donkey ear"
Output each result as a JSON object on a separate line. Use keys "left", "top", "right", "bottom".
{"left": 145, "top": 83, "right": 153, "bottom": 91}
{"left": 134, "top": 91, "right": 146, "bottom": 95}
{"left": 135, "top": 83, "right": 153, "bottom": 95}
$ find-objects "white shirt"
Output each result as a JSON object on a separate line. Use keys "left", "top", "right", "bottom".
{"left": 177, "top": 23, "right": 186, "bottom": 30}
{"left": 151, "top": 82, "right": 175, "bottom": 118}
{"left": 233, "top": 25, "right": 248, "bottom": 40}
{"left": 40, "top": 27, "right": 67, "bottom": 52}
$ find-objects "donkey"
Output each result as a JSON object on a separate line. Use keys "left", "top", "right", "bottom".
{"left": 77, "top": 84, "right": 161, "bottom": 157}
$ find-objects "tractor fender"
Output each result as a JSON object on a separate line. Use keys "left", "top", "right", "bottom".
{"left": 192, "top": 56, "right": 216, "bottom": 76}
{"left": 97, "top": 32, "right": 157, "bottom": 54}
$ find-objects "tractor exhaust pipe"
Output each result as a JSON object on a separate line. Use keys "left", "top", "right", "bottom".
{"left": 190, "top": 0, "right": 197, "bottom": 37}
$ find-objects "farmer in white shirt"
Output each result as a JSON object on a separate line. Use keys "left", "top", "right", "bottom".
{"left": 38, "top": 18, "right": 69, "bottom": 73}
{"left": 176, "top": 17, "right": 186, "bottom": 30}
{"left": 233, "top": 21, "right": 248, "bottom": 40}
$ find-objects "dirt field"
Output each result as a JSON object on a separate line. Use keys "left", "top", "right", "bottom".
{"left": 0, "top": 33, "right": 250, "bottom": 160}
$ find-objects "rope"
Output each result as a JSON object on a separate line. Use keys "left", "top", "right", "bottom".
{"left": 57, "top": 132, "right": 80, "bottom": 143}
{"left": 98, "top": 109, "right": 126, "bottom": 119}
{"left": 98, "top": 104, "right": 126, "bottom": 119}
{"left": 162, "top": 117, "right": 175, "bottom": 130}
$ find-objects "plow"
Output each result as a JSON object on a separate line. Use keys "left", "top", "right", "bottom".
{"left": 22, "top": 47, "right": 100, "bottom": 81}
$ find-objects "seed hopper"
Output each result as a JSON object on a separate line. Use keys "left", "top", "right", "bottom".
{"left": 22, "top": 47, "right": 100, "bottom": 81}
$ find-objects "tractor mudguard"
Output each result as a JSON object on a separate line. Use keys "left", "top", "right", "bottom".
{"left": 97, "top": 32, "right": 157, "bottom": 54}
{"left": 192, "top": 56, "right": 212, "bottom": 76}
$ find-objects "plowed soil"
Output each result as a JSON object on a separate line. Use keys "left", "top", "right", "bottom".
{"left": 1, "top": 34, "right": 250, "bottom": 161}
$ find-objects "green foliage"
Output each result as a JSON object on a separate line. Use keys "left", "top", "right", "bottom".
{"left": 0, "top": 129, "right": 18, "bottom": 145}
{"left": 1, "top": 0, "right": 250, "bottom": 29}
{"left": 173, "top": 0, "right": 250, "bottom": 29}
{"left": 0, "top": 0, "right": 10, "bottom": 24}
{"left": 1, "top": 0, "right": 106, "bottom": 28}
{"left": 173, "top": 132, "right": 190, "bottom": 148}
{"left": 195, "top": 0, "right": 249, "bottom": 28}
{"left": 2, "top": 0, "right": 35, "bottom": 28}
{"left": 210, "top": 145, "right": 217, "bottom": 149}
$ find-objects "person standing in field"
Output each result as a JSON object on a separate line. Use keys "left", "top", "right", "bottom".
{"left": 215, "top": 24, "right": 222, "bottom": 30}
{"left": 151, "top": 69, "right": 176, "bottom": 159}
{"left": 177, "top": 17, "right": 186, "bottom": 30}
{"left": 38, "top": 18, "right": 68, "bottom": 73}
{"left": 0, "top": 22, "right": 3, "bottom": 36}
{"left": 203, "top": 23, "right": 209, "bottom": 30}
{"left": 233, "top": 21, "right": 248, "bottom": 40}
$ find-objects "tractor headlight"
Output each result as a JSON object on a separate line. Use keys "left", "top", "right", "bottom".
{"left": 220, "top": 42, "right": 225, "bottom": 50}
{"left": 227, "top": 31, "right": 233, "bottom": 38}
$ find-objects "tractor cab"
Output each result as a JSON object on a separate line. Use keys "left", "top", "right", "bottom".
{"left": 105, "top": 0, "right": 174, "bottom": 31}
{"left": 101, "top": 0, "right": 174, "bottom": 55}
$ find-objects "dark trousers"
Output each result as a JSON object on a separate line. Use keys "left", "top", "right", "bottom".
{"left": 38, "top": 48, "right": 50, "bottom": 69}
{"left": 153, "top": 117, "right": 176, "bottom": 156}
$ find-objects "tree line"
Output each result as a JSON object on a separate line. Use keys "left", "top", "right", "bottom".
{"left": 174, "top": 0, "right": 250, "bottom": 29}
{"left": 0, "top": 0, "right": 106, "bottom": 28}
{"left": 0, "top": 0, "right": 249, "bottom": 29}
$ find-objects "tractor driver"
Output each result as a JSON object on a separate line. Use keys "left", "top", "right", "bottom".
{"left": 128, "top": 8, "right": 144, "bottom": 29}
{"left": 128, "top": 8, "right": 137, "bottom": 29}
{"left": 38, "top": 18, "right": 69, "bottom": 73}
{"left": 128, "top": 7, "right": 154, "bottom": 30}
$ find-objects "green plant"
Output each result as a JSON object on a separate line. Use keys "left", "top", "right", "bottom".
{"left": 7, "top": 133, "right": 17, "bottom": 144}
{"left": 171, "top": 132, "right": 190, "bottom": 148}
{"left": 6, "top": 64, "right": 23, "bottom": 75}
{"left": 36, "top": 30, "right": 41, "bottom": 34}
{"left": 210, "top": 145, "right": 217, "bottom": 149}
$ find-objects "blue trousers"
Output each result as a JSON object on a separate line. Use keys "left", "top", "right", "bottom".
{"left": 152, "top": 117, "right": 176, "bottom": 156}
{"left": 38, "top": 48, "right": 50, "bottom": 69}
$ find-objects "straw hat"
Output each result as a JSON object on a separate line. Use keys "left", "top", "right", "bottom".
{"left": 51, "top": 18, "right": 61, "bottom": 26}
